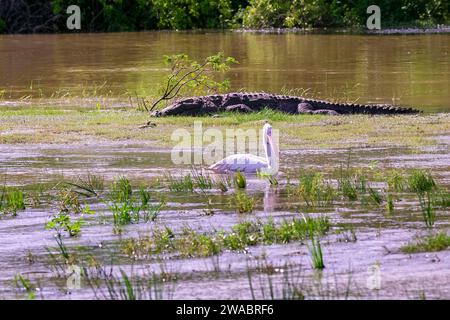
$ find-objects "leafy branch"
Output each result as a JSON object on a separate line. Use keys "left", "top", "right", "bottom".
{"left": 149, "top": 52, "right": 237, "bottom": 112}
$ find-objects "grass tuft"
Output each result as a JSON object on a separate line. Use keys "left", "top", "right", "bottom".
{"left": 401, "top": 232, "right": 450, "bottom": 253}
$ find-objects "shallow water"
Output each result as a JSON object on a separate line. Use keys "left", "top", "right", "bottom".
{"left": 0, "top": 140, "right": 449, "bottom": 299}
{"left": 1, "top": 32, "right": 449, "bottom": 112}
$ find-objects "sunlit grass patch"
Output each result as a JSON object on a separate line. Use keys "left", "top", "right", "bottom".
{"left": 401, "top": 232, "right": 450, "bottom": 253}
{"left": 1, "top": 108, "right": 448, "bottom": 149}
{"left": 0, "top": 186, "right": 26, "bottom": 216}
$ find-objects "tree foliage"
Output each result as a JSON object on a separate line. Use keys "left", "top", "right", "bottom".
{"left": 0, "top": 0, "right": 449, "bottom": 33}
{"left": 150, "top": 52, "right": 238, "bottom": 111}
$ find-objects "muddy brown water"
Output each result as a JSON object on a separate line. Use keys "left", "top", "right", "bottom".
{"left": 0, "top": 140, "right": 449, "bottom": 299}
{"left": 0, "top": 32, "right": 449, "bottom": 112}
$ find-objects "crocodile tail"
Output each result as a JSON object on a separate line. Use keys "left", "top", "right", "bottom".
{"left": 304, "top": 99, "right": 421, "bottom": 115}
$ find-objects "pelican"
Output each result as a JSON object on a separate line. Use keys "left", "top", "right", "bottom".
{"left": 209, "top": 123, "right": 278, "bottom": 174}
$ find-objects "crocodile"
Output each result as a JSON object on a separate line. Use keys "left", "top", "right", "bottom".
{"left": 151, "top": 92, "right": 420, "bottom": 116}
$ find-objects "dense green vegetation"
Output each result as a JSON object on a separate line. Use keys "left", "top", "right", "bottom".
{"left": 1, "top": 0, "right": 449, "bottom": 33}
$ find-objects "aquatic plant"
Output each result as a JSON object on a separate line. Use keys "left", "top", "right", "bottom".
{"left": 307, "top": 234, "right": 325, "bottom": 269}
{"left": 66, "top": 173, "right": 104, "bottom": 197}
{"left": 45, "top": 235, "right": 76, "bottom": 278}
{"left": 165, "top": 173, "right": 194, "bottom": 192}
{"left": 109, "top": 182, "right": 165, "bottom": 226}
{"left": 336, "top": 225, "right": 357, "bottom": 243}
{"left": 84, "top": 266, "right": 176, "bottom": 300}
{"left": 46, "top": 205, "right": 95, "bottom": 237}
{"left": 177, "top": 227, "right": 221, "bottom": 257}
{"left": 232, "top": 191, "right": 255, "bottom": 213}
{"left": 190, "top": 168, "right": 214, "bottom": 191}
{"left": 401, "top": 232, "right": 450, "bottom": 253}
{"left": 1, "top": 187, "right": 26, "bottom": 215}
{"left": 214, "top": 176, "right": 230, "bottom": 192}
{"left": 111, "top": 176, "right": 133, "bottom": 202}
{"left": 386, "top": 193, "right": 395, "bottom": 214}
{"left": 138, "top": 186, "right": 165, "bottom": 222}
{"left": 407, "top": 170, "right": 437, "bottom": 227}
{"left": 246, "top": 259, "right": 304, "bottom": 300}
{"left": 386, "top": 170, "right": 406, "bottom": 193}
{"left": 14, "top": 274, "right": 37, "bottom": 300}
{"left": 257, "top": 171, "right": 279, "bottom": 186}
{"left": 297, "top": 171, "right": 336, "bottom": 207}
{"left": 368, "top": 187, "right": 383, "bottom": 206}
{"left": 234, "top": 171, "right": 247, "bottom": 189}
{"left": 57, "top": 188, "right": 81, "bottom": 214}
{"left": 121, "top": 216, "right": 330, "bottom": 259}
{"left": 338, "top": 176, "right": 358, "bottom": 201}
{"left": 435, "top": 190, "right": 450, "bottom": 209}
{"left": 110, "top": 201, "right": 140, "bottom": 226}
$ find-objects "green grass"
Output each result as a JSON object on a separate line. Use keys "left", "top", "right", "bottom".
{"left": 164, "top": 173, "right": 194, "bottom": 192}
{"left": 83, "top": 266, "right": 176, "bottom": 300}
{"left": 121, "top": 216, "right": 331, "bottom": 259}
{"left": 66, "top": 174, "right": 104, "bottom": 197}
{"left": 190, "top": 168, "right": 214, "bottom": 191}
{"left": 386, "top": 170, "right": 406, "bottom": 193}
{"left": 368, "top": 187, "right": 383, "bottom": 206}
{"left": 111, "top": 176, "right": 133, "bottom": 202}
{"left": 408, "top": 170, "right": 437, "bottom": 227}
{"left": 247, "top": 261, "right": 305, "bottom": 300}
{"left": 386, "top": 193, "right": 395, "bottom": 214}
{"left": 401, "top": 232, "right": 450, "bottom": 253}
{"left": 296, "top": 171, "right": 336, "bottom": 207}
{"left": 1, "top": 108, "right": 449, "bottom": 149}
{"left": 232, "top": 191, "right": 255, "bottom": 213}
{"left": 0, "top": 186, "right": 26, "bottom": 215}
{"left": 109, "top": 197, "right": 164, "bottom": 226}
{"left": 14, "top": 274, "right": 37, "bottom": 300}
{"left": 308, "top": 234, "right": 325, "bottom": 269}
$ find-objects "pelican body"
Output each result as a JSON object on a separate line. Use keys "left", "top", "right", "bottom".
{"left": 209, "top": 123, "right": 278, "bottom": 174}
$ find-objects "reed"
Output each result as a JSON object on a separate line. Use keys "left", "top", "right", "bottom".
{"left": 408, "top": 170, "right": 437, "bottom": 227}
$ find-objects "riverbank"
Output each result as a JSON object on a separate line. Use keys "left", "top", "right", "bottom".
{"left": 235, "top": 25, "right": 450, "bottom": 35}
{"left": 1, "top": 108, "right": 449, "bottom": 149}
